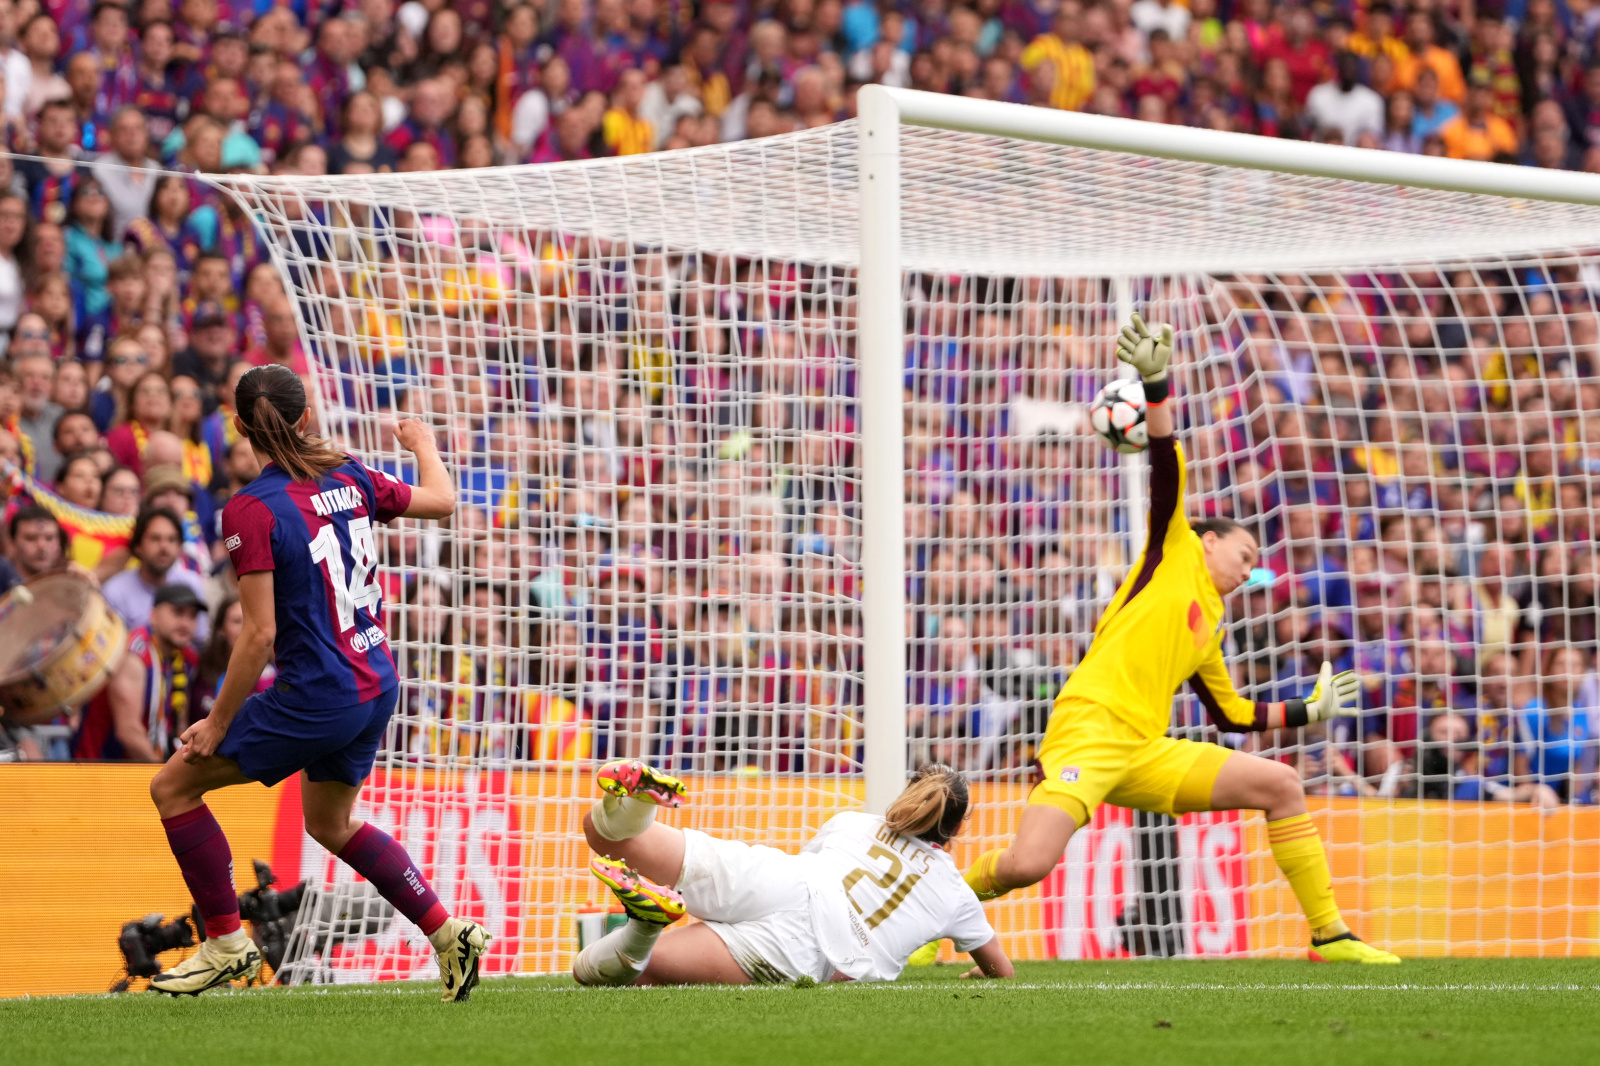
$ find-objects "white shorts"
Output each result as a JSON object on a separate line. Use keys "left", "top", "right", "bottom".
{"left": 677, "top": 828, "right": 833, "bottom": 984}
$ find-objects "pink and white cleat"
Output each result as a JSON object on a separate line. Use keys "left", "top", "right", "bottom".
{"left": 595, "top": 760, "right": 689, "bottom": 809}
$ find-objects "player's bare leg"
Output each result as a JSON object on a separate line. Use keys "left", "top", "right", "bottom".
{"left": 961, "top": 803, "right": 1078, "bottom": 901}
{"left": 585, "top": 759, "right": 690, "bottom": 884}
{"left": 303, "top": 778, "right": 491, "bottom": 1000}
{"left": 583, "top": 817, "right": 687, "bottom": 887}
{"left": 1208, "top": 751, "right": 1398, "bottom": 964}
{"left": 573, "top": 858, "right": 689, "bottom": 985}
{"left": 147, "top": 752, "right": 263, "bottom": 994}
{"left": 636, "top": 923, "right": 752, "bottom": 985}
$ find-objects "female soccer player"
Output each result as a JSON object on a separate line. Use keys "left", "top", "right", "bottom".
{"left": 147, "top": 365, "right": 491, "bottom": 999}
{"left": 958, "top": 314, "right": 1398, "bottom": 964}
{"left": 571, "top": 761, "right": 1013, "bottom": 986}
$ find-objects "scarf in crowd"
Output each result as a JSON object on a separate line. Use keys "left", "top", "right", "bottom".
{"left": 1, "top": 460, "right": 135, "bottom": 570}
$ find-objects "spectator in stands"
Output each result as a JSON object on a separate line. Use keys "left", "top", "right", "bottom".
{"left": 1305, "top": 51, "right": 1385, "bottom": 146}
{"left": 105, "top": 370, "right": 171, "bottom": 474}
{"left": 92, "top": 107, "right": 158, "bottom": 240}
{"left": 12, "top": 350, "right": 57, "bottom": 480}
{"left": 1440, "top": 69, "right": 1519, "bottom": 161}
{"left": 101, "top": 505, "right": 207, "bottom": 638}
{"left": 72, "top": 582, "right": 202, "bottom": 762}
{"left": 6, "top": 504, "right": 66, "bottom": 583}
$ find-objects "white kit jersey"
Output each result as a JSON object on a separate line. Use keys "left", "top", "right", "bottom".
{"left": 799, "top": 812, "right": 995, "bottom": 982}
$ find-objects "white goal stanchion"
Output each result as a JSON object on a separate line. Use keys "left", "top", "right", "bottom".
{"left": 218, "top": 89, "right": 1600, "bottom": 978}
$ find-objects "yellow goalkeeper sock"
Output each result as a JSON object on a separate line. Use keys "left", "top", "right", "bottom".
{"left": 963, "top": 849, "right": 1007, "bottom": 901}
{"left": 1266, "top": 814, "right": 1343, "bottom": 933}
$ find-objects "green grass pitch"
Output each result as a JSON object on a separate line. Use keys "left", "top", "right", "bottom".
{"left": 4, "top": 959, "right": 1597, "bottom": 1066}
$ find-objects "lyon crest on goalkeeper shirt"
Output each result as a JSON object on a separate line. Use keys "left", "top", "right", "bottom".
{"left": 221, "top": 458, "right": 413, "bottom": 709}
{"left": 1058, "top": 436, "right": 1228, "bottom": 739}
{"left": 799, "top": 812, "right": 994, "bottom": 982}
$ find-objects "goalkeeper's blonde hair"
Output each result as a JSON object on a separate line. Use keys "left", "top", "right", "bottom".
{"left": 884, "top": 764, "right": 969, "bottom": 847}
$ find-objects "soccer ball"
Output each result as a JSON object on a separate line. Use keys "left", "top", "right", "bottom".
{"left": 1089, "top": 378, "right": 1148, "bottom": 454}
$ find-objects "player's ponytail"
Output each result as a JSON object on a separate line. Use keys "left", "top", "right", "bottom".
{"left": 884, "top": 764, "right": 969, "bottom": 847}
{"left": 235, "top": 364, "right": 346, "bottom": 482}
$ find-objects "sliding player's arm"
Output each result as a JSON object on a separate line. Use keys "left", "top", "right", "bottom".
{"left": 960, "top": 935, "right": 1014, "bottom": 980}
{"left": 1189, "top": 650, "right": 1362, "bottom": 733}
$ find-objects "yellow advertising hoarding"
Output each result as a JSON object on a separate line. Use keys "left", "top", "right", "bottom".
{"left": 1, "top": 766, "right": 1594, "bottom": 997}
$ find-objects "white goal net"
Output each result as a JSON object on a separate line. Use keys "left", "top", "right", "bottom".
{"left": 219, "top": 111, "right": 1600, "bottom": 980}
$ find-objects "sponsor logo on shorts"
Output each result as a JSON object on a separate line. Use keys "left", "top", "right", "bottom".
{"left": 1059, "top": 767, "right": 1080, "bottom": 783}
{"left": 225, "top": 534, "right": 241, "bottom": 551}
{"left": 350, "top": 624, "right": 387, "bottom": 653}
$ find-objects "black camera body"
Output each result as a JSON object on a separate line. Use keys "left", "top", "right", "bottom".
{"left": 228, "top": 859, "right": 308, "bottom": 974}
{"left": 115, "top": 913, "right": 195, "bottom": 983}
{"left": 115, "top": 859, "right": 308, "bottom": 990}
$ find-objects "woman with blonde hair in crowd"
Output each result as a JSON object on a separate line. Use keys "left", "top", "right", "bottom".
{"left": 124, "top": 175, "right": 193, "bottom": 274}
{"left": 168, "top": 374, "right": 214, "bottom": 489}
{"left": 105, "top": 370, "right": 172, "bottom": 474}
{"left": 26, "top": 272, "right": 74, "bottom": 359}
{"left": 572, "top": 761, "right": 1012, "bottom": 986}
{"left": 141, "top": 247, "right": 185, "bottom": 348}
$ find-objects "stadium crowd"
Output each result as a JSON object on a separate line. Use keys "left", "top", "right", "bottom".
{"left": 0, "top": 0, "right": 1589, "bottom": 809}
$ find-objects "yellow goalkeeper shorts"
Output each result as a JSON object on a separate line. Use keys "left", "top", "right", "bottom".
{"left": 1028, "top": 696, "right": 1232, "bottom": 828}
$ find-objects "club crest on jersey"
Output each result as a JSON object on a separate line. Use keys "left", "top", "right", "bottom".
{"left": 309, "top": 485, "right": 363, "bottom": 517}
{"left": 1059, "top": 767, "right": 1080, "bottom": 783}
{"left": 1187, "top": 599, "right": 1209, "bottom": 649}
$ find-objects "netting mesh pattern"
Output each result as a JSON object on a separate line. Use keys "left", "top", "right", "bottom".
{"left": 221, "top": 123, "right": 1598, "bottom": 979}
{"left": 228, "top": 122, "right": 1600, "bottom": 276}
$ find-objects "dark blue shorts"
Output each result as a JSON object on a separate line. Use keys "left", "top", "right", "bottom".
{"left": 216, "top": 685, "right": 398, "bottom": 788}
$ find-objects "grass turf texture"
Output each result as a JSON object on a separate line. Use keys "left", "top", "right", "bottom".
{"left": 4, "top": 959, "right": 1596, "bottom": 1066}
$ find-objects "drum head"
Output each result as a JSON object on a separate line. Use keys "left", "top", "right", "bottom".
{"left": 0, "top": 573, "right": 93, "bottom": 683}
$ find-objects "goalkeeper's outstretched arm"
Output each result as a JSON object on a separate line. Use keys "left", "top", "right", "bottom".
{"left": 1190, "top": 651, "right": 1362, "bottom": 732}
{"left": 1117, "top": 312, "right": 1174, "bottom": 440}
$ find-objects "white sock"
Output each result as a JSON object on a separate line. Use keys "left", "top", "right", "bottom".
{"left": 428, "top": 920, "right": 457, "bottom": 953}
{"left": 589, "top": 795, "right": 656, "bottom": 841}
{"left": 212, "top": 928, "right": 249, "bottom": 953}
{"left": 571, "top": 920, "right": 664, "bottom": 986}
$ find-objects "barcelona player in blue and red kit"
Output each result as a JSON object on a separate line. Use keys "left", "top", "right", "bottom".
{"left": 147, "top": 365, "right": 489, "bottom": 999}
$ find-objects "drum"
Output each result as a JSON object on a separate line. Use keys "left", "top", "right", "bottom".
{"left": 0, "top": 572, "right": 128, "bottom": 726}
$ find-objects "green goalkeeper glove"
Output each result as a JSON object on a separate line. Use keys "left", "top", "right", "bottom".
{"left": 1303, "top": 661, "right": 1361, "bottom": 723}
{"left": 1116, "top": 312, "right": 1173, "bottom": 383}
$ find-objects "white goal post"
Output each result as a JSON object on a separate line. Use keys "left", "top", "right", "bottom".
{"left": 853, "top": 83, "right": 1600, "bottom": 813}
{"left": 214, "top": 89, "right": 1600, "bottom": 979}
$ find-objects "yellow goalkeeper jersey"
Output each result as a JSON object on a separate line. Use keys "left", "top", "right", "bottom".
{"left": 1058, "top": 435, "right": 1259, "bottom": 738}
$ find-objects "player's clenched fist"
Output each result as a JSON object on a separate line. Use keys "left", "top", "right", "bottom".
{"left": 392, "top": 417, "right": 439, "bottom": 455}
{"left": 1304, "top": 661, "right": 1362, "bottom": 722}
{"left": 1116, "top": 312, "right": 1173, "bottom": 383}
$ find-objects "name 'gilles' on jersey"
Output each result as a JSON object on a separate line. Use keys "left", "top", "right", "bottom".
{"left": 220, "top": 461, "right": 412, "bottom": 708}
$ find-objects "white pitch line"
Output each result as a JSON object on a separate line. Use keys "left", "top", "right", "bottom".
{"left": 483, "top": 981, "right": 1600, "bottom": 994}
{"left": 25, "top": 979, "right": 1596, "bottom": 1002}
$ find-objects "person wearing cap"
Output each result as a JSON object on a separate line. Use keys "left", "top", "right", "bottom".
{"left": 101, "top": 504, "right": 209, "bottom": 639}
{"left": 73, "top": 581, "right": 204, "bottom": 762}
{"left": 141, "top": 459, "right": 214, "bottom": 577}
{"left": 171, "top": 296, "right": 238, "bottom": 403}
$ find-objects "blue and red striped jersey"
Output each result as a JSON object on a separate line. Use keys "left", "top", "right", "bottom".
{"left": 221, "top": 458, "right": 413, "bottom": 709}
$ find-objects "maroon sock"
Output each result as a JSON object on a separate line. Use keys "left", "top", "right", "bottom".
{"left": 161, "top": 805, "right": 242, "bottom": 938}
{"left": 338, "top": 822, "right": 448, "bottom": 935}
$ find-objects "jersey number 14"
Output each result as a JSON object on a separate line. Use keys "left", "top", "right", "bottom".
{"left": 309, "top": 516, "right": 382, "bottom": 632}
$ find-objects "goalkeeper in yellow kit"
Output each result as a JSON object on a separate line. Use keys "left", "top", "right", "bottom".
{"left": 962, "top": 314, "right": 1399, "bottom": 964}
